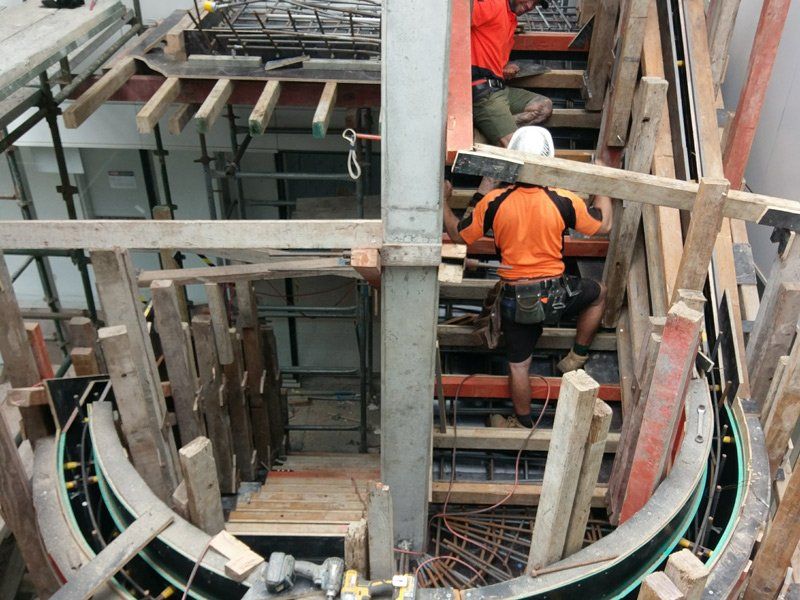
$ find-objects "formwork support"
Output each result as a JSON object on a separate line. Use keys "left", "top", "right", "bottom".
{"left": 380, "top": 0, "right": 450, "bottom": 549}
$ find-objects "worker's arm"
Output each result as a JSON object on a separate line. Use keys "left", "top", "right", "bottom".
{"left": 442, "top": 182, "right": 466, "bottom": 244}
{"left": 590, "top": 194, "right": 613, "bottom": 236}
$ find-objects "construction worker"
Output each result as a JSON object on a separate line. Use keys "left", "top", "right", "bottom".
{"left": 443, "top": 127, "right": 612, "bottom": 428}
{"left": 471, "top": 0, "right": 553, "bottom": 151}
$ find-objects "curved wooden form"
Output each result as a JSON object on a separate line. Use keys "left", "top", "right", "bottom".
{"left": 87, "top": 401, "right": 260, "bottom": 597}
{"left": 424, "top": 379, "right": 712, "bottom": 599}
{"left": 702, "top": 399, "right": 770, "bottom": 597}
{"left": 32, "top": 437, "right": 119, "bottom": 599}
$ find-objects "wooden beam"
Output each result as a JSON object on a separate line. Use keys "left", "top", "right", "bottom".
{"left": 564, "top": 398, "right": 613, "bottom": 556}
{"left": 178, "top": 436, "right": 225, "bottom": 535}
{"left": 51, "top": 507, "right": 173, "bottom": 600}
{"left": 68, "top": 316, "right": 106, "bottom": 371}
{"left": 0, "top": 253, "right": 52, "bottom": 443}
{"left": 168, "top": 103, "right": 198, "bottom": 135}
{"left": 744, "top": 447, "right": 800, "bottom": 599}
{"left": 618, "top": 302, "right": 704, "bottom": 522}
{"left": 351, "top": 248, "right": 381, "bottom": 288}
{"left": 0, "top": 220, "right": 384, "bottom": 251}
{"left": 150, "top": 280, "right": 204, "bottom": 444}
{"left": 761, "top": 354, "right": 790, "bottom": 423}
{"left": 640, "top": 2, "right": 683, "bottom": 313}
{"left": 192, "top": 315, "right": 237, "bottom": 494}
{"left": 25, "top": 322, "right": 53, "bottom": 380}
{"left": 664, "top": 549, "right": 709, "bottom": 600}
{"left": 224, "top": 327, "right": 256, "bottom": 481}
{"left": 601, "top": 76, "right": 669, "bottom": 326}
{"left": 433, "top": 426, "right": 619, "bottom": 453}
{"left": 763, "top": 340, "right": 800, "bottom": 474}
{"left": 345, "top": 518, "right": 368, "bottom": 573}
{"left": 671, "top": 179, "right": 731, "bottom": 300}
{"left": 706, "top": 0, "right": 741, "bottom": 92}
{"left": 136, "top": 77, "right": 181, "bottom": 134}
{"left": 510, "top": 69, "right": 584, "bottom": 90}
{"left": 367, "top": 482, "right": 394, "bottom": 580}
{"left": 747, "top": 283, "right": 800, "bottom": 405}
{"left": 603, "top": 0, "right": 651, "bottom": 146}
{"left": 70, "top": 347, "right": 100, "bottom": 376}
{"left": 6, "top": 387, "right": 47, "bottom": 408}
{"left": 722, "top": 0, "right": 792, "bottom": 191}
{"left": 91, "top": 250, "right": 179, "bottom": 486}
{"left": 235, "top": 281, "right": 273, "bottom": 466}
{"left": 62, "top": 56, "right": 137, "bottom": 129}
{"left": 248, "top": 80, "right": 281, "bottom": 135}
{"left": 0, "top": 406, "right": 59, "bottom": 595}
{"left": 205, "top": 283, "right": 234, "bottom": 366}
{"left": 312, "top": 81, "right": 338, "bottom": 139}
{"left": 638, "top": 572, "right": 685, "bottom": 600}
{"left": 138, "top": 258, "right": 350, "bottom": 287}
{"left": 151, "top": 206, "right": 190, "bottom": 322}
{"left": 582, "top": 0, "right": 620, "bottom": 110}
{"left": 98, "top": 325, "right": 177, "bottom": 501}
{"left": 545, "top": 108, "right": 602, "bottom": 129}
{"left": 195, "top": 79, "right": 233, "bottom": 134}
{"left": 528, "top": 370, "right": 600, "bottom": 571}
{"left": 454, "top": 145, "right": 800, "bottom": 229}
{"left": 430, "top": 482, "right": 607, "bottom": 507}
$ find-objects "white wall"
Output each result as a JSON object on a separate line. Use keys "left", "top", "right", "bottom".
{"left": 722, "top": 0, "right": 800, "bottom": 272}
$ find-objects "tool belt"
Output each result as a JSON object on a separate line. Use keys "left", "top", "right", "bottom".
{"left": 471, "top": 66, "right": 505, "bottom": 102}
{"left": 501, "top": 277, "right": 573, "bottom": 326}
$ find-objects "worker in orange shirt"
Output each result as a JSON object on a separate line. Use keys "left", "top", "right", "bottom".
{"left": 443, "top": 127, "right": 613, "bottom": 428}
{"left": 471, "top": 0, "right": 553, "bottom": 152}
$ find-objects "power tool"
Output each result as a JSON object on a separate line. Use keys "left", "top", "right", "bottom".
{"left": 264, "top": 552, "right": 345, "bottom": 600}
{"left": 340, "top": 570, "right": 416, "bottom": 600}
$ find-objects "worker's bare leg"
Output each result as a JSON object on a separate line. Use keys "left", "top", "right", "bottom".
{"left": 509, "top": 356, "right": 533, "bottom": 418}
{"left": 513, "top": 96, "right": 553, "bottom": 126}
{"left": 477, "top": 133, "right": 515, "bottom": 194}
{"left": 574, "top": 282, "right": 606, "bottom": 346}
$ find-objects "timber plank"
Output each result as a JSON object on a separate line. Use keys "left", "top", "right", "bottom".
{"left": 430, "top": 481, "right": 608, "bottom": 507}
{"left": 63, "top": 56, "right": 136, "bottom": 129}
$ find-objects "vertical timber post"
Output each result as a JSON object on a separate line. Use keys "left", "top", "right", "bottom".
{"left": 380, "top": 0, "right": 451, "bottom": 549}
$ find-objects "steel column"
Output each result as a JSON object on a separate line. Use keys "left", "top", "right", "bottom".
{"left": 380, "top": 0, "right": 451, "bottom": 549}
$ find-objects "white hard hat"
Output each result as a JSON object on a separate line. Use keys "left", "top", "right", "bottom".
{"left": 507, "top": 126, "right": 555, "bottom": 158}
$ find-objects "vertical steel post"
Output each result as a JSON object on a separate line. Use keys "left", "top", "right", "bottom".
{"left": 380, "top": 0, "right": 451, "bottom": 549}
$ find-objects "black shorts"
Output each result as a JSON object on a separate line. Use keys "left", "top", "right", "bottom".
{"left": 500, "top": 276, "right": 601, "bottom": 363}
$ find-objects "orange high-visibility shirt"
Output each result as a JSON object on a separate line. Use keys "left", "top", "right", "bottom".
{"left": 458, "top": 185, "right": 603, "bottom": 280}
{"left": 471, "top": 0, "right": 517, "bottom": 79}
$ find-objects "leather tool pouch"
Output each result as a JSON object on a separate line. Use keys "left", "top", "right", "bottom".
{"left": 472, "top": 84, "right": 493, "bottom": 103}
{"left": 509, "top": 282, "right": 569, "bottom": 326}
{"left": 513, "top": 284, "right": 547, "bottom": 325}
{"left": 472, "top": 281, "right": 503, "bottom": 349}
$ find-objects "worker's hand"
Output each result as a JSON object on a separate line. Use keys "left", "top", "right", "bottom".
{"left": 503, "top": 63, "right": 520, "bottom": 80}
{"left": 443, "top": 180, "right": 453, "bottom": 204}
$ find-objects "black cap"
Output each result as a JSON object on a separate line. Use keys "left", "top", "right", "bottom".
{"left": 539, "top": 0, "right": 549, "bottom": 8}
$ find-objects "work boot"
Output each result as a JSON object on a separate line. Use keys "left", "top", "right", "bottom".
{"left": 557, "top": 350, "right": 589, "bottom": 374}
{"left": 488, "top": 414, "right": 531, "bottom": 429}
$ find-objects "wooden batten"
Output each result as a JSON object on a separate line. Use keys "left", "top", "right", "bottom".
{"left": 224, "top": 327, "right": 256, "bottom": 481}
{"left": 136, "top": 77, "right": 181, "bottom": 134}
{"left": 178, "top": 436, "right": 225, "bottom": 535}
{"left": 205, "top": 283, "right": 235, "bottom": 366}
{"left": 249, "top": 80, "right": 281, "bottom": 135}
{"left": 637, "top": 572, "right": 684, "bottom": 600}
{"left": 618, "top": 301, "right": 704, "bottom": 522}
{"left": 312, "top": 82, "right": 338, "bottom": 139}
{"left": 195, "top": 79, "right": 234, "bottom": 134}
{"left": 664, "top": 549, "right": 709, "bottom": 600}
{"left": 582, "top": 0, "right": 620, "bottom": 111}
{"left": 151, "top": 279, "right": 205, "bottom": 444}
{"left": 564, "top": 398, "right": 613, "bottom": 557}
{"left": 602, "top": 76, "right": 669, "bottom": 326}
{"left": 191, "top": 314, "right": 237, "bottom": 494}
{"left": 528, "top": 370, "right": 600, "bottom": 571}
{"left": 351, "top": 248, "right": 381, "bottom": 288}
{"left": 367, "top": 482, "right": 394, "bottom": 580}
{"left": 62, "top": 56, "right": 137, "bottom": 129}
{"left": 98, "top": 325, "right": 178, "bottom": 501}
{"left": 603, "top": 0, "right": 651, "bottom": 146}
{"left": 763, "top": 339, "right": 800, "bottom": 475}
{"left": 168, "top": 103, "right": 199, "bottom": 135}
